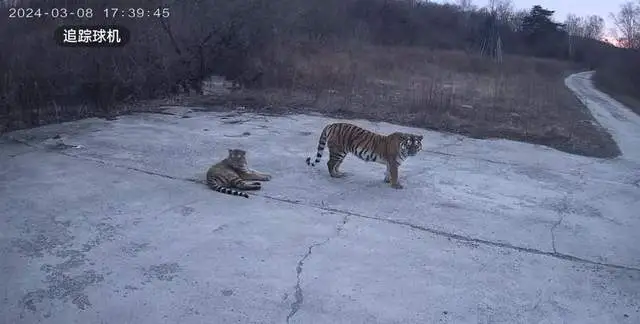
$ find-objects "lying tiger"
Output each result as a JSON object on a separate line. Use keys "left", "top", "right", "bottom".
{"left": 306, "top": 122, "right": 423, "bottom": 189}
{"left": 206, "top": 149, "right": 272, "bottom": 198}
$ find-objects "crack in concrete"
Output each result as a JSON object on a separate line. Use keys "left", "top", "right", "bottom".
{"left": 336, "top": 214, "right": 349, "bottom": 236}
{"left": 550, "top": 213, "right": 565, "bottom": 254}
{"left": 257, "top": 194, "right": 640, "bottom": 272}
{"left": 285, "top": 214, "right": 348, "bottom": 323}
{"left": 3, "top": 137, "right": 191, "bottom": 183}
{"left": 286, "top": 238, "right": 330, "bottom": 323}
{"left": 7, "top": 134, "right": 635, "bottom": 188}
{"left": 549, "top": 195, "right": 571, "bottom": 254}
{"left": 8, "top": 138, "right": 640, "bottom": 273}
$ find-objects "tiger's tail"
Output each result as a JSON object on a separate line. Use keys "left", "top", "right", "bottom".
{"left": 306, "top": 124, "right": 332, "bottom": 167}
{"left": 207, "top": 178, "right": 250, "bottom": 199}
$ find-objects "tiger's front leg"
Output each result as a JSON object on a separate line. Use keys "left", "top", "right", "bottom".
{"left": 241, "top": 169, "right": 272, "bottom": 181}
{"left": 387, "top": 163, "right": 403, "bottom": 189}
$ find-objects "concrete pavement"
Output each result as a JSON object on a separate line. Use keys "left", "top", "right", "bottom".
{"left": 1, "top": 72, "right": 639, "bottom": 323}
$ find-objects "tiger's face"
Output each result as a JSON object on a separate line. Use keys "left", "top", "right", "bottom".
{"left": 401, "top": 134, "right": 423, "bottom": 156}
{"left": 226, "top": 148, "right": 248, "bottom": 168}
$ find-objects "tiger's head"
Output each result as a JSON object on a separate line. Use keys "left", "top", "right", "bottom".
{"left": 226, "top": 148, "right": 248, "bottom": 168}
{"left": 400, "top": 133, "right": 423, "bottom": 156}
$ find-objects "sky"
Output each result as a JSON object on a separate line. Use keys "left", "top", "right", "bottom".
{"left": 437, "top": 0, "right": 633, "bottom": 38}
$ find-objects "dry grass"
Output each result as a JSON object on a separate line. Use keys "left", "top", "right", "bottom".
{"left": 593, "top": 75, "right": 640, "bottom": 117}
{"left": 593, "top": 49, "right": 640, "bottom": 118}
{"left": 178, "top": 43, "right": 620, "bottom": 158}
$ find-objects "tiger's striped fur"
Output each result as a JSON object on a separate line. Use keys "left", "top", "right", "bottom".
{"left": 206, "top": 149, "right": 272, "bottom": 198}
{"left": 305, "top": 123, "right": 423, "bottom": 189}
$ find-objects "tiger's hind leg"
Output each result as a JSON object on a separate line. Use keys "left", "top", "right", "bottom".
{"left": 238, "top": 182, "right": 262, "bottom": 190}
{"left": 327, "top": 145, "right": 347, "bottom": 178}
{"left": 240, "top": 169, "right": 272, "bottom": 181}
{"left": 230, "top": 177, "right": 262, "bottom": 190}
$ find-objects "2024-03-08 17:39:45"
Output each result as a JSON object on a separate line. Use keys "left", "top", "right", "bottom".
{"left": 7, "top": 7, "right": 170, "bottom": 19}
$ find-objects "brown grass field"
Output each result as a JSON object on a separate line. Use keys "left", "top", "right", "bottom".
{"left": 167, "top": 43, "right": 620, "bottom": 158}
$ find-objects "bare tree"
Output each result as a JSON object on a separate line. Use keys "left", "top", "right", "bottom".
{"left": 583, "top": 15, "right": 605, "bottom": 40}
{"left": 455, "top": 0, "right": 474, "bottom": 11}
{"left": 503, "top": 8, "right": 527, "bottom": 32}
{"left": 564, "top": 14, "right": 583, "bottom": 59}
{"left": 565, "top": 13, "right": 605, "bottom": 40}
{"left": 455, "top": 0, "right": 475, "bottom": 31}
{"left": 564, "top": 14, "right": 584, "bottom": 36}
{"left": 493, "top": 0, "right": 513, "bottom": 23}
{"left": 608, "top": 27, "right": 619, "bottom": 42}
{"left": 611, "top": 1, "right": 640, "bottom": 48}
{"left": 636, "top": 0, "right": 640, "bottom": 44}
{"left": 487, "top": 0, "right": 496, "bottom": 11}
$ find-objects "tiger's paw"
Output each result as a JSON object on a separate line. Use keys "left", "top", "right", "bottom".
{"left": 391, "top": 183, "right": 404, "bottom": 189}
{"left": 262, "top": 174, "right": 272, "bottom": 181}
{"left": 332, "top": 171, "right": 348, "bottom": 178}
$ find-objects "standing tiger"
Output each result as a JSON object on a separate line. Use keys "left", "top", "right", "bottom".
{"left": 305, "top": 122, "right": 423, "bottom": 189}
{"left": 206, "top": 149, "right": 272, "bottom": 198}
